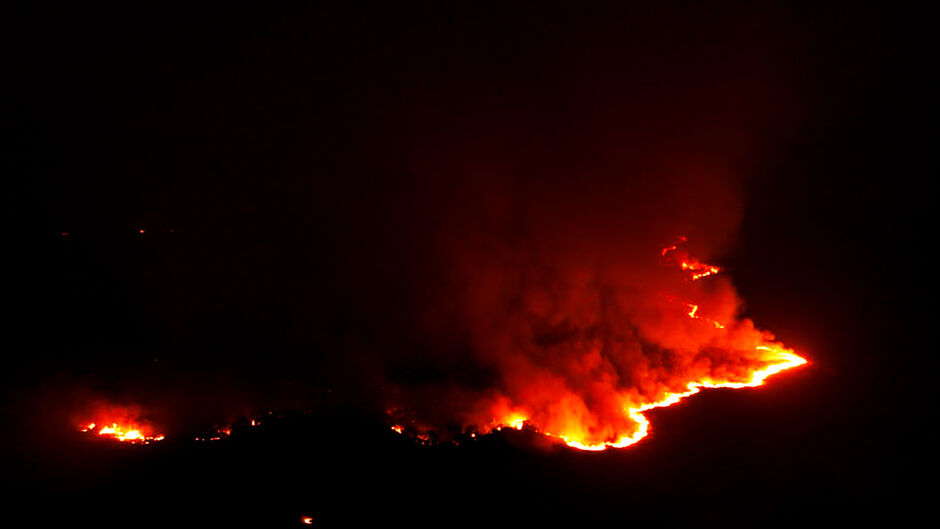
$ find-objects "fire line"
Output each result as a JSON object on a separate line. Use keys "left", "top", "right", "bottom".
{"left": 391, "top": 238, "right": 808, "bottom": 451}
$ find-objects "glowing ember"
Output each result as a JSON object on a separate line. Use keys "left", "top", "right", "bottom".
{"left": 661, "top": 237, "right": 722, "bottom": 281}
{"left": 686, "top": 303, "right": 725, "bottom": 329}
{"left": 302, "top": 517, "right": 314, "bottom": 525}
{"left": 681, "top": 259, "right": 721, "bottom": 281}
{"left": 388, "top": 237, "right": 808, "bottom": 451}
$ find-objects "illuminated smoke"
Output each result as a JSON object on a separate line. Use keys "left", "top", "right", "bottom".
{"left": 376, "top": 174, "right": 808, "bottom": 450}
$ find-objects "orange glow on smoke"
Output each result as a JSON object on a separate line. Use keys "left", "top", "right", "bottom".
{"left": 487, "top": 239, "right": 807, "bottom": 451}
{"left": 390, "top": 237, "right": 808, "bottom": 451}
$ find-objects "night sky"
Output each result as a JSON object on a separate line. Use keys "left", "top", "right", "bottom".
{"left": 4, "top": 3, "right": 936, "bottom": 526}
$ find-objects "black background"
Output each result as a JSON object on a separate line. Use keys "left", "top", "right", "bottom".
{"left": 3, "top": 2, "right": 936, "bottom": 526}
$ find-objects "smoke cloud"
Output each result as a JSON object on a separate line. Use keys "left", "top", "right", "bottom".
{"left": 325, "top": 68, "right": 801, "bottom": 446}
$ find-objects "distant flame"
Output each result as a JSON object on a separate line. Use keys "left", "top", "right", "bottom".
{"left": 76, "top": 404, "right": 164, "bottom": 444}
{"left": 661, "top": 237, "right": 722, "bottom": 281}
{"left": 79, "top": 421, "right": 164, "bottom": 444}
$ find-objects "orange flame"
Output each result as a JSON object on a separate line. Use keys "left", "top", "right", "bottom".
{"left": 392, "top": 237, "right": 808, "bottom": 451}
{"left": 79, "top": 421, "right": 165, "bottom": 444}
{"left": 483, "top": 240, "right": 808, "bottom": 451}
{"left": 495, "top": 343, "right": 806, "bottom": 451}
{"left": 76, "top": 405, "right": 164, "bottom": 444}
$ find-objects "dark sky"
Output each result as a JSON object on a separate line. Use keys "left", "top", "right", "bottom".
{"left": 3, "top": 2, "right": 936, "bottom": 526}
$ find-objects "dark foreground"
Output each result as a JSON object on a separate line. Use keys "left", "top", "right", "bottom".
{"left": 4, "top": 361, "right": 925, "bottom": 528}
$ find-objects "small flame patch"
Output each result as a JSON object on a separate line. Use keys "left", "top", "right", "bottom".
{"left": 78, "top": 420, "right": 164, "bottom": 444}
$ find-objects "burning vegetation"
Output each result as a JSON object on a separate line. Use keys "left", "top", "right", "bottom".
{"left": 76, "top": 405, "right": 164, "bottom": 444}
{"left": 389, "top": 238, "right": 807, "bottom": 451}
{"left": 70, "top": 237, "right": 805, "bottom": 454}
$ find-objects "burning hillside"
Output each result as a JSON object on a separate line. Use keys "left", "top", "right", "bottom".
{"left": 388, "top": 238, "right": 807, "bottom": 450}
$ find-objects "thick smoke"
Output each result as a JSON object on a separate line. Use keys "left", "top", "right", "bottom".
{"left": 358, "top": 156, "right": 777, "bottom": 445}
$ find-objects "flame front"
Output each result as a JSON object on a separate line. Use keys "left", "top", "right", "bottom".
{"left": 486, "top": 240, "right": 807, "bottom": 450}
{"left": 389, "top": 237, "right": 808, "bottom": 451}
{"left": 494, "top": 343, "right": 806, "bottom": 451}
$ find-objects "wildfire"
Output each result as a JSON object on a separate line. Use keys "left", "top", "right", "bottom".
{"left": 494, "top": 412, "right": 527, "bottom": 431}
{"left": 389, "top": 237, "right": 808, "bottom": 451}
{"left": 661, "top": 236, "right": 722, "bottom": 281}
{"left": 686, "top": 303, "right": 725, "bottom": 329}
{"left": 78, "top": 421, "right": 165, "bottom": 444}
{"left": 492, "top": 342, "right": 806, "bottom": 451}
{"left": 74, "top": 403, "right": 165, "bottom": 444}
{"left": 487, "top": 239, "right": 807, "bottom": 451}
